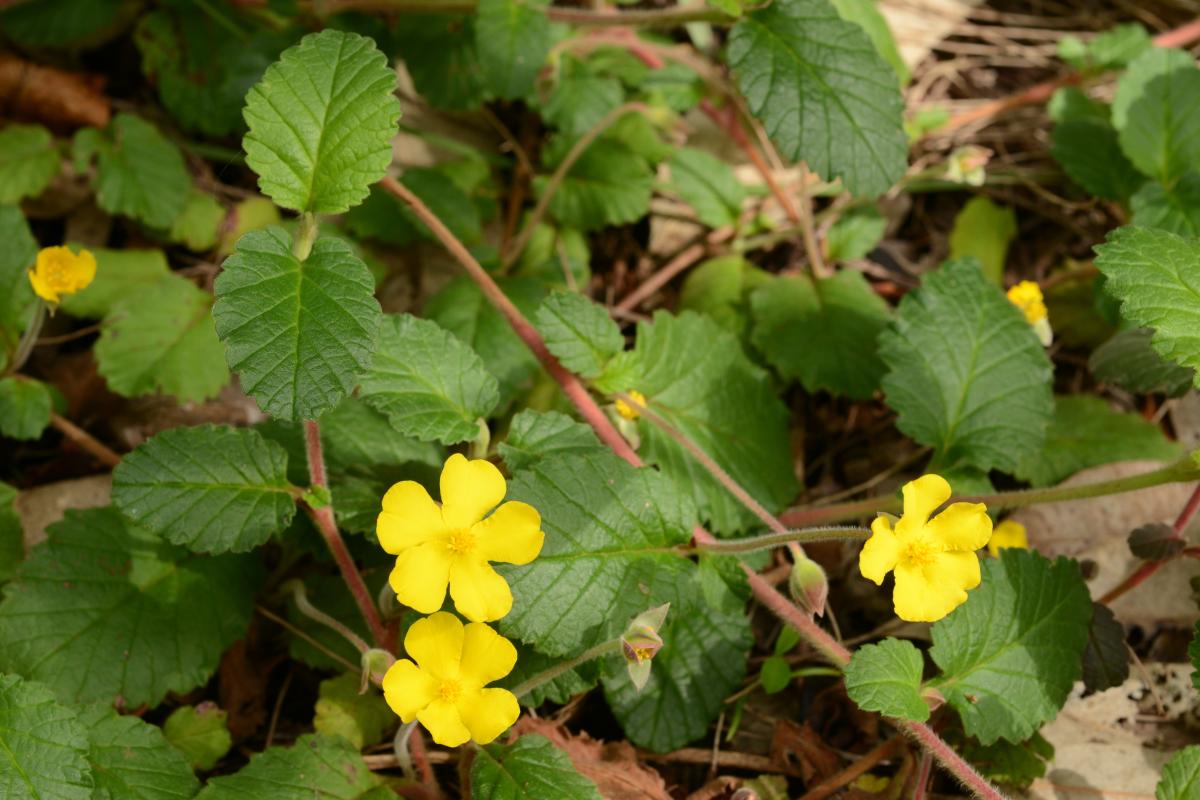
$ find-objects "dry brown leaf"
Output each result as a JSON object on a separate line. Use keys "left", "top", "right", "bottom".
{"left": 0, "top": 52, "right": 110, "bottom": 130}
{"left": 513, "top": 718, "right": 672, "bottom": 800}
{"left": 15, "top": 474, "right": 111, "bottom": 549}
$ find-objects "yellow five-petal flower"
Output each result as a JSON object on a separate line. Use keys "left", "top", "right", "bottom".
{"left": 987, "top": 519, "right": 1028, "bottom": 557}
{"left": 382, "top": 612, "right": 520, "bottom": 747}
{"left": 859, "top": 474, "right": 992, "bottom": 622}
{"left": 28, "top": 246, "right": 97, "bottom": 304}
{"left": 378, "top": 454, "right": 544, "bottom": 622}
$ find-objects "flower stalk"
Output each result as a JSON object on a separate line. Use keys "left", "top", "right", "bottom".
{"left": 691, "top": 526, "right": 870, "bottom": 554}
{"left": 509, "top": 639, "right": 623, "bottom": 699}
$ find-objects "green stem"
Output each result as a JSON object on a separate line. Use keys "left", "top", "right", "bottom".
{"left": 692, "top": 526, "right": 871, "bottom": 554}
{"left": 286, "top": 579, "right": 371, "bottom": 655}
{"left": 510, "top": 639, "right": 622, "bottom": 699}
{"left": 6, "top": 301, "right": 46, "bottom": 376}
{"left": 292, "top": 212, "right": 318, "bottom": 261}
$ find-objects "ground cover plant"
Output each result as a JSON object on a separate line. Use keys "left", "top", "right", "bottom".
{"left": 3, "top": 0, "right": 1200, "bottom": 797}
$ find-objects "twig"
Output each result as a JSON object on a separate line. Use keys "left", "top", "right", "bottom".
{"left": 49, "top": 412, "right": 120, "bottom": 467}
{"left": 614, "top": 227, "right": 735, "bottom": 313}
{"left": 265, "top": 667, "right": 294, "bottom": 748}
{"left": 641, "top": 747, "right": 805, "bottom": 777}
{"left": 255, "top": 605, "right": 361, "bottom": 674}
{"left": 797, "top": 736, "right": 902, "bottom": 800}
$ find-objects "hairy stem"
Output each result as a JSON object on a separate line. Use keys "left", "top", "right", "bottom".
{"left": 510, "top": 639, "right": 623, "bottom": 699}
{"left": 286, "top": 579, "right": 372, "bottom": 655}
{"left": 693, "top": 526, "right": 870, "bottom": 554}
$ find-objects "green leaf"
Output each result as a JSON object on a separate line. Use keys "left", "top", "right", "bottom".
{"left": 759, "top": 655, "right": 792, "bottom": 694}
{"left": 213, "top": 228, "right": 381, "bottom": 421}
{"left": 844, "top": 638, "right": 930, "bottom": 722}
{"left": 0, "top": 0, "right": 122, "bottom": 47}
{"left": 162, "top": 704, "right": 232, "bottom": 771}
{"left": 0, "top": 674, "right": 91, "bottom": 800}
{"left": 1191, "top": 620, "right": 1200, "bottom": 691}
{"left": 58, "top": 248, "right": 170, "bottom": 319}
{"left": 499, "top": 410, "right": 605, "bottom": 473}
{"left": 95, "top": 275, "right": 230, "bottom": 402}
{"left": 475, "top": 0, "right": 554, "bottom": 100}
{"left": 0, "top": 205, "right": 37, "bottom": 336}
{"left": 0, "top": 377, "right": 51, "bottom": 440}
{"left": 947, "top": 197, "right": 1017, "bottom": 284}
{"left": 0, "top": 482, "right": 22, "bottom": 584}
{"left": 78, "top": 704, "right": 199, "bottom": 800}
{"left": 196, "top": 735, "right": 390, "bottom": 800}
{"left": 750, "top": 271, "right": 892, "bottom": 399}
{"left": 879, "top": 258, "right": 1054, "bottom": 473}
{"left": 242, "top": 30, "right": 401, "bottom": 214}
{"left": 727, "top": 0, "right": 907, "bottom": 196}
{"left": 359, "top": 314, "right": 499, "bottom": 444}
{"left": 1112, "top": 48, "right": 1197, "bottom": 131}
{"left": 535, "top": 292, "right": 625, "bottom": 379}
{"left": 169, "top": 191, "right": 225, "bottom": 252}
{"left": 959, "top": 733, "right": 1053, "bottom": 789}
{"left": 668, "top": 147, "right": 747, "bottom": 229}
{"left": 826, "top": 206, "right": 886, "bottom": 262}
{"left": 1094, "top": 226, "right": 1200, "bottom": 386}
{"left": 929, "top": 549, "right": 1092, "bottom": 745}
{"left": 635, "top": 311, "right": 798, "bottom": 533}
{"left": 1157, "top": 747, "right": 1200, "bottom": 800}
{"left": 542, "top": 57, "right": 623, "bottom": 136}
{"left": 829, "top": 0, "right": 908, "bottom": 84}
{"left": 1081, "top": 603, "right": 1129, "bottom": 693}
{"left": 679, "top": 255, "right": 769, "bottom": 339}
{"left": 393, "top": 15, "right": 486, "bottom": 111}
{"left": 1131, "top": 174, "right": 1200, "bottom": 236}
{"left": 501, "top": 644, "right": 601, "bottom": 707}
{"left": 0, "top": 507, "right": 261, "bottom": 707}
{"left": 1118, "top": 65, "right": 1200, "bottom": 183}
{"left": 471, "top": 735, "right": 602, "bottom": 800}
{"left": 536, "top": 138, "right": 654, "bottom": 231}
{"left": 602, "top": 608, "right": 752, "bottom": 752}
{"left": 313, "top": 673, "right": 392, "bottom": 750}
{"left": 0, "top": 125, "right": 59, "bottom": 204}
{"left": 73, "top": 113, "right": 189, "bottom": 229}
{"left": 344, "top": 169, "right": 483, "bottom": 247}
{"left": 1090, "top": 327, "right": 1194, "bottom": 397}
{"left": 1060, "top": 23, "right": 1150, "bottom": 72}
{"left": 112, "top": 424, "right": 296, "bottom": 554}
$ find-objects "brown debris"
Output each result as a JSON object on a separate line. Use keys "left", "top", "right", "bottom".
{"left": 513, "top": 718, "right": 673, "bottom": 800}
{"left": 0, "top": 51, "right": 110, "bottom": 130}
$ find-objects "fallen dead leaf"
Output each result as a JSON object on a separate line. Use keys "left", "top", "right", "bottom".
{"left": 16, "top": 474, "right": 112, "bottom": 549}
{"left": 513, "top": 718, "right": 672, "bottom": 800}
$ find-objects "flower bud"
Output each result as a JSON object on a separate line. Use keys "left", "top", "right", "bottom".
{"left": 620, "top": 604, "right": 669, "bottom": 691}
{"left": 361, "top": 648, "right": 395, "bottom": 692}
{"left": 946, "top": 145, "right": 991, "bottom": 186}
{"left": 788, "top": 555, "right": 828, "bottom": 618}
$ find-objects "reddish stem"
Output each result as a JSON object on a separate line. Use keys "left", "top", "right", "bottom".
{"left": 912, "top": 752, "right": 934, "bottom": 800}
{"left": 1100, "top": 480, "right": 1200, "bottom": 605}
{"left": 303, "top": 420, "right": 392, "bottom": 651}
{"left": 701, "top": 100, "right": 803, "bottom": 225}
{"left": 50, "top": 412, "right": 121, "bottom": 467}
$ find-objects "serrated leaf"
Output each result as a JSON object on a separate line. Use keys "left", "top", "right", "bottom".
{"left": 0, "top": 125, "right": 59, "bottom": 204}
{"left": 313, "top": 673, "right": 391, "bottom": 750}
{"left": 394, "top": 14, "right": 486, "bottom": 111}
{"left": 635, "top": 311, "right": 798, "bottom": 534}
{"left": 844, "top": 638, "right": 930, "bottom": 721}
{"left": 879, "top": 258, "right": 1054, "bottom": 473}
{"left": 830, "top": 0, "right": 909, "bottom": 84}
{"left": 196, "top": 735, "right": 390, "bottom": 800}
{"left": 498, "top": 410, "right": 604, "bottom": 473}
{"left": 542, "top": 57, "right": 623, "bottom": 136}
{"left": 213, "top": 228, "right": 381, "bottom": 421}
{"left": 535, "top": 292, "right": 624, "bottom": 379}
{"left": 1131, "top": 174, "right": 1200, "bottom": 236}
{"left": 1157, "top": 747, "right": 1200, "bottom": 800}
{"left": 1112, "top": 48, "right": 1197, "bottom": 131}
{"left": 242, "top": 30, "right": 400, "bottom": 214}
{"left": 0, "top": 674, "right": 91, "bottom": 800}
{"left": 727, "top": 0, "right": 907, "bottom": 196}
{"left": 79, "top": 705, "right": 199, "bottom": 800}
{"left": 929, "top": 549, "right": 1092, "bottom": 745}
{"left": 1118, "top": 66, "right": 1200, "bottom": 183}
{"left": 0, "top": 483, "right": 22, "bottom": 583}
{"left": 1052, "top": 119, "right": 1144, "bottom": 201}
{"left": 74, "top": 113, "right": 189, "bottom": 229}
{"left": 1013, "top": 395, "right": 1180, "bottom": 487}
{"left": 948, "top": 197, "right": 1016, "bottom": 284}
{"left": 471, "top": 735, "right": 602, "bottom": 800}
{"left": 475, "top": 0, "right": 554, "bottom": 100}
{"left": 112, "top": 424, "right": 296, "bottom": 554}
{"left": 750, "top": 271, "right": 892, "bottom": 399}
{"left": 668, "top": 147, "right": 747, "bottom": 229}
{"left": 679, "top": 255, "right": 769, "bottom": 338}
{"left": 0, "top": 377, "right": 51, "bottom": 440}
{"left": 359, "top": 314, "right": 499, "bottom": 444}
{"left": 162, "top": 704, "right": 232, "bottom": 771}
{"left": 58, "top": 248, "right": 170, "bottom": 320}
{"left": 959, "top": 733, "right": 1053, "bottom": 789}
{"left": 1090, "top": 327, "right": 1194, "bottom": 397}
{"left": 0, "top": 507, "right": 261, "bottom": 707}
{"left": 1082, "top": 603, "right": 1129, "bottom": 693}
{"left": 0, "top": 205, "right": 37, "bottom": 337}
{"left": 169, "top": 190, "right": 225, "bottom": 252}
{"left": 536, "top": 137, "right": 653, "bottom": 231}
{"left": 826, "top": 206, "right": 886, "bottom": 262}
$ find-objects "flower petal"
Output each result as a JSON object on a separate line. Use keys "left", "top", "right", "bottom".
{"left": 456, "top": 687, "right": 519, "bottom": 745}
{"left": 859, "top": 516, "right": 902, "bottom": 585}
{"left": 449, "top": 557, "right": 513, "bottom": 622}
{"left": 474, "top": 501, "right": 544, "bottom": 565}
{"left": 403, "top": 611, "right": 464, "bottom": 679}
{"left": 390, "top": 543, "right": 453, "bottom": 615}
{"left": 440, "top": 454, "right": 507, "bottom": 529}
{"left": 73, "top": 249, "right": 97, "bottom": 291}
{"left": 377, "top": 481, "right": 447, "bottom": 554}
{"left": 28, "top": 269, "right": 58, "bottom": 304}
{"left": 459, "top": 622, "right": 517, "bottom": 687}
{"left": 381, "top": 659, "right": 437, "bottom": 722}
{"left": 902, "top": 474, "right": 952, "bottom": 526}
{"left": 987, "top": 519, "right": 1028, "bottom": 557}
{"left": 892, "top": 551, "right": 980, "bottom": 622}
{"left": 417, "top": 699, "right": 472, "bottom": 747}
{"left": 925, "top": 502, "right": 992, "bottom": 553}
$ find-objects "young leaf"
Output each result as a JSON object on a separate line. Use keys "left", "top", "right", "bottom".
{"left": 243, "top": 30, "right": 400, "bottom": 214}
{"left": 0, "top": 377, "right": 52, "bottom": 440}
{"left": 313, "top": 673, "right": 392, "bottom": 750}
{"left": 1090, "top": 327, "right": 1194, "bottom": 397}
{"left": 1111, "top": 48, "right": 1196, "bottom": 131}
{"left": 929, "top": 549, "right": 1092, "bottom": 745}
{"left": 79, "top": 705, "right": 199, "bottom": 800}
{"left": 1118, "top": 66, "right": 1200, "bottom": 184}
{"left": 0, "top": 674, "right": 91, "bottom": 800}
{"left": 947, "top": 197, "right": 1016, "bottom": 284}
{"left": 679, "top": 255, "right": 768, "bottom": 338}
{"left": 163, "top": 704, "right": 232, "bottom": 771}
{"left": 535, "top": 292, "right": 625, "bottom": 379}
{"left": 0, "top": 124, "right": 59, "bottom": 204}
{"left": 196, "top": 735, "right": 390, "bottom": 799}
{"left": 878, "top": 258, "right": 1054, "bottom": 473}
{"left": 826, "top": 206, "right": 886, "bottom": 262}
{"left": 112, "top": 424, "right": 296, "bottom": 554}
{"left": 213, "top": 228, "right": 381, "bottom": 421}
{"left": 475, "top": 0, "right": 554, "bottom": 100}
{"left": 844, "top": 638, "right": 930, "bottom": 722}
{"left": 471, "top": 734, "right": 603, "bottom": 800}
{"left": 536, "top": 138, "right": 654, "bottom": 231}
{"left": 358, "top": 314, "right": 499, "bottom": 445}
{"left": 58, "top": 247, "right": 170, "bottom": 319}
{"left": 0, "top": 205, "right": 37, "bottom": 335}
{"left": 169, "top": 190, "right": 225, "bottom": 252}
{"left": 499, "top": 410, "right": 605, "bottom": 473}
{"left": 0, "top": 507, "right": 262, "bottom": 707}
{"left": 668, "top": 147, "right": 747, "bottom": 229}
{"left": 1081, "top": 603, "right": 1129, "bottom": 693}
{"left": 1131, "top": 174, "right": 1200, "bottom": 237}
{"left": 1157, "top": 747, "right": 1200, "bottom": 800}
{"left": 727, "top": 0, "right": 906, "bottom": 196}
{"left": 541, "top": 57, "right": 623, "bottom": 137}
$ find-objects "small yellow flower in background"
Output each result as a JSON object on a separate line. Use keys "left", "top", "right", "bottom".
{"left": 377, "top": 453, "right": 544, "bottom": 622}
{"left": 28, "top": 246, "right": 96, "bottom": 304}
{"left": 859, "top": 475, "right": 992, "bottom": 623}
{"left": 615, "top": 389, "right": 646, "bottom": 421}
{"left": 1006, "top": 280, "right": 1053, "bottom": 347}
{"left": 382, "top": 611, "right": 519, "bottom": 747}
{"left": 987, "top": 519, "right": 1028, "bottom": 557}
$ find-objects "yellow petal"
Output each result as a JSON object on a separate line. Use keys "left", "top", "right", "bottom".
{"left": 417, "top": 699, "right": 472, "bottom": 747}
{"left": 449, "top": 557, "right": 513, "bottom": 623}
{"left": 892, "top": 551, "right": 980, "bottom": 622}
{"left": 403, "top": 611, "right": 464, "bottom": 679}
{"left": 27, "top": 268, "right": 59, "bottom": 304}
{"left": 902, "top": 474, "right": 952, "bottom": 525}
{"left": 859, "top": 516, "right": 901, "bottom": 585}
{"left": 440, "top": 453, "right": 506, "bottom": 529}
{"left": 390, "top": 544, "right": 453, "bottom": 615}
{"left": 459, "top": 622, "right": 518, "bottom": 686}
{"left": 381, "top": 659, "right": 437, "bottom": 722}
{"left": 72, "top": 249, "right": 97, "bottom": 291}
{"left": 474, "top": 501, "right": 544, "bottom": 565}
{"left": 377, "top": 481, "right": 447, "bottom": 554}
{"left": 925, "top": 502, "right": 992, "bottom": 553}
{"left": 457, "top": 687, "right": 519, "bottom": 745}
{"left": 987, "top": 519, "right": 1029, "bottom": 557}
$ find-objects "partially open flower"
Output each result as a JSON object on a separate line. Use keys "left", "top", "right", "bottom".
{"left": 1006, "top": 280, "right": 1053, "bottom": 347}
{"left": 28, "top": 246, "right": 96, "bottom": 305}
{"left": 621, "top": 604, "right": 670, "bottom": 690}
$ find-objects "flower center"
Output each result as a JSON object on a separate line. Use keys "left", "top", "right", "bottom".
{"left": 42, "top": 254, "right": 71, "bottom": 287}
{"left": 901, "top": 538, "right": 938, "bottom": 569}
{"left": 634, "top": 646, "right": 656, "bottom": 661}
{"left": 446, "top": 529, "right": 477, "bottom": 555}
{"left": 437, "top": 678, "right": 462, "bottom": 702}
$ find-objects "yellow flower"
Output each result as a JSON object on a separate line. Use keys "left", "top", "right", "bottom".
{"left": 378, "top": 454, "right": 544, "bottom": 622}
{"left": 615, "top": 390, "right": 646, "bottom": 421}
{"left": 382, "top": 612, "right": 519, "bottom": 747}
{"left": 859, "top": 475, "right": 992, "bottom": 622}
{"left": 28, "top": 246, "right": 97, "bottom": 304}
{"left": 987, "top": 519, "right": 1028, "bottom": 557}
{"left": 1006, "top": 281, "right": 1046, "bottom": 324}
